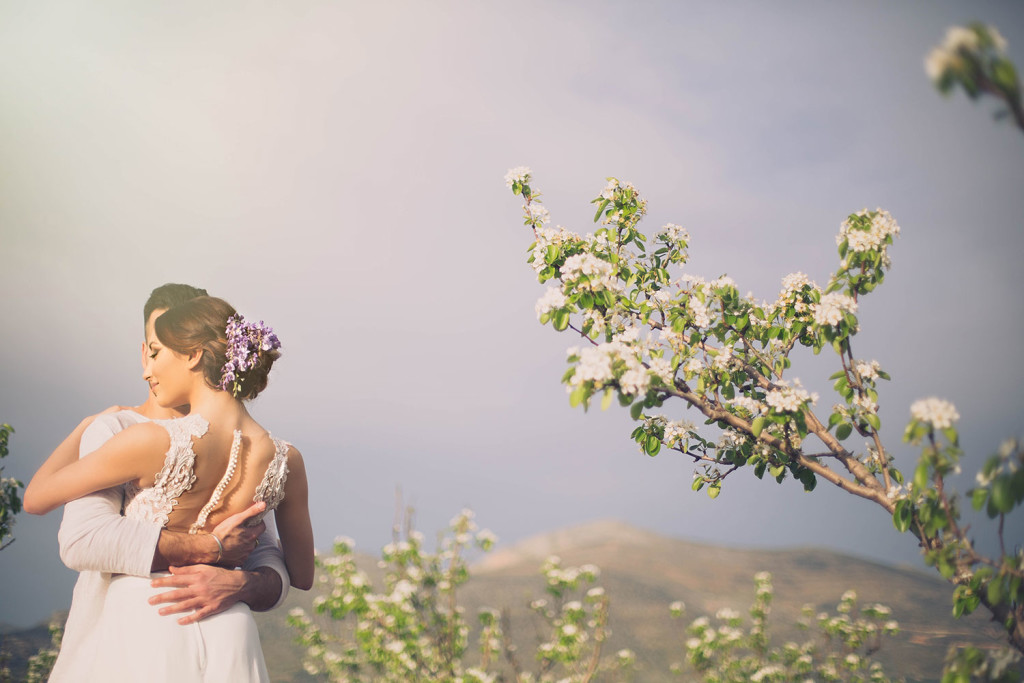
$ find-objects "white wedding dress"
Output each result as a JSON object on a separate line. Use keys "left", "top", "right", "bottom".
{"left": 84, "top": 412, "right": 291, "bottom": 682}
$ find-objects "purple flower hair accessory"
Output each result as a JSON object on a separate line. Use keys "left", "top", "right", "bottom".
{"left": 219, "top": 314, "right": 282, "bottom": 397}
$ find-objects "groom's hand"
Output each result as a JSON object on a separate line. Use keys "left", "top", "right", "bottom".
{"left": 149, "top": 565, "right": 284, "bottom": 625}
{"left": 212, "top": 501, "right": 267, "bottom": 567}
{"left": 149, "top": 565, "right": 247, "bottom": 624}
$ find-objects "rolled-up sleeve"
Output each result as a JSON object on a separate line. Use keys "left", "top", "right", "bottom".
{"left": 57, "top": 416, "right": 161, "bottom": 577}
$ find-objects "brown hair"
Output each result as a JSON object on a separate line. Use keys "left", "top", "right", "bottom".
{"left": 154, "top": 296, "right": 280, "bottom": 401}
{"left": 144, "top": 283, "right": 209, "bottom": 324}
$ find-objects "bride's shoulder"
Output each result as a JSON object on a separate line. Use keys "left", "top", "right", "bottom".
{"left": 153, "top": 412, "right": 210, "bottom": 438}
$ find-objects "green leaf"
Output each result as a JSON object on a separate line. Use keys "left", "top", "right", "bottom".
{"left": 970, "top": 487, "right": 988, "bottom": 512}
{"left": 987, "top": 577, "right": 1005, "bottom": 605}
{"left": 552, "top": 309, "right": 570, "bottom": 331}
{"left": 593, "top": 199, "right": 610, "bottom": 223}
{"left": 707, "top": 484, "right": 721, "bottom": 499}
{"left": 630, "top": 402, "right": 644, "bottom": 420}
{"left": 645, "top": 434, "right": 661, "bottom": 456}
{"left": 865, "top": 413, "right": 881, "bottom": 431}
{"left": 835, "top": 423, "right": 852, "bottom": 441}
{"left": 569, "top": 385, "right": 585, "bottom": 408}
{"left": 914, "top": 462, "right": 930, "bottom": 492}
{"left": 991, "top": 477, "right": 1014, "bottom": 514}
{"left": 893, "top": 499, "right": 912, "bottom": 533}
{"left": 751, "top": 417, "right": 766, "bottom": 438}
{"left": 600, "top": 388, "right": 614, "bottom": 411}
{"left": 691, "top": 478, "right": 703, "bottom": 492}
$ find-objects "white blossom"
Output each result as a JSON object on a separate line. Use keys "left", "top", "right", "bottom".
{"left": 559, "top": 252, "right": 620, "bottom": 292}
{"left": 535, "top": 287, "right": 567, "bottom": 319}
{"left": 910, "top": 397, "right": 960, "bottom": 429}
{"left": 664, "top": 420, "right": 695, "bottom": 446}
{"left": 504, "top": 166, "right": 531, "bottom": 188}
{"left": 765, "top": 382, "right": 817, "bottom": 413}
{"left": 689, "top": 295, "right": 710, "bottom": 328}
{"left": 657, "top": 223, "right": 689, "bottom": 244}
{"left": 837, "top": 209, "right": 900, "bottom": 253}
{"left": 526, "top": 203, "right": 550, "bottom": 225}
{"left": 712, "top": 345, "right": 733, "bottom": 370}
{"left": 813, "top": 292, "right": 858, "bottom": 327}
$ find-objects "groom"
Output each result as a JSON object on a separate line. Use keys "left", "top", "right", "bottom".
{"left": 48, "top": 283, "right": 289, "bottom": 681}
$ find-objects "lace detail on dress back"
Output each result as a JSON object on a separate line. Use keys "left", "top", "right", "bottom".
{"left": 250, "top": 437, "right": 290, "bottom": 524}
{"left": 122, "top": 414, "right": 291, "bottom": 531}
{"left": 123, "top": 413, "right": 209, "bottom": 527}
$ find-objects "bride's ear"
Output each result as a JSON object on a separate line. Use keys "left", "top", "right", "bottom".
{"left": 186, "top": 350, "right": 204, "bottom": 370}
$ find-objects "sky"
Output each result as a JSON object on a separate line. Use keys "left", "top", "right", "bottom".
{"left": 1, "top": 1, "right": 1023, "bottom": 629}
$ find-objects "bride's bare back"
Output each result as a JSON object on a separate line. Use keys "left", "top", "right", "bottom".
{"left": 124, "top": 413, "right": 290, "bottom": 537}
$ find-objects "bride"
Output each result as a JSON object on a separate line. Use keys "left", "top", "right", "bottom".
{"left": 25, "top": 295, "right": 314, "bottom": 681}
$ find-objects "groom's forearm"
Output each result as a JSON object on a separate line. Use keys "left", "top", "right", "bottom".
{"left": 237, "top": 567, "right": 284, "bottom": 612}
{"left": 151, "top": 530, "right": 220, "bottom": 571}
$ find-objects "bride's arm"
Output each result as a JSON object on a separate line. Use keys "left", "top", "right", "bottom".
{"left": 24, "top": 423, "right": 167, "bottom": 515}
{"left": 274, "top": 446, "right": 314, "bottom": 590}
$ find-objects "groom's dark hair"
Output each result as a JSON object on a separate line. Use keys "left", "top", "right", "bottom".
{"left": 144, "top": 283, "right": 209, "bottom": 323}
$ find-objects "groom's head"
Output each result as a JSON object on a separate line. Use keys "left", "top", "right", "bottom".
{"left": 142, "top": 283, "right": 209, "bottom": 378}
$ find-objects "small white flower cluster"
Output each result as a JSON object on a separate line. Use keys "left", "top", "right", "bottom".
{"left": 765, "top": 381, "right": 818, "bottom": 413}
{"left": 925, "top": 25, "right": 1008, "bottom": 81}
{"left": 712, "top": 345, "right": 734, "bottom": 370}
{"left": 535, "top": 286, "right": 567, "bottom": 320}
{"left": 910, "top": 397, "right": 960, "bottom": 429}
{"left": 715, "top": 607, "right": 740, "bottom": 622}
{"left": 559, "top": 252, "right": 621, "bottom": 292}
{"left": 599, "top": 178, "right": 619, "bottom": 200}
{"left": 657, "top": 223, "right": 689, "bottom": 245}
{"left": 718, "top": 429, "right": 745, "bottom": 450}
{"left": 664, "top": 419, "right": 696, "bottom": 447}
{"left": 711, "top": 275, "right": 737, "bottom": 290}
{"left": 728, "top": 395, "right": 764, "bottom": 415}
{"left": 568, "top": 340, "right": 650, "bottom": 396}
{"left": 751, "top": 665, "right": 784, "bottom": 682}
{"left": 812, "top": 292, "right": 858, "bottom": 327}
{"left": 689, "top": 294, "right": 711, "bottom": 328}
{"left": 837, "top": 209, "right": 900, "bottom": 254}
{"left": 854, "top": 359, "right": 882, "bottom": 381}
{"left": 504, "top": 166, "right": 531, "bottom": 188}
{"left": 529, "top": 225, "right": 580, "bottom": 274}
{"left": 851, "top": 394, "right": 878, "bottom": 414}
{"left": 647, "top": 356, "right": 675, "bottom": 384}
{"left": 682, "top": 356, "right": 703, "bottom": 377}
{"left": 779, "top": 272, "right": 816, "bottom": 297}
{"left": 526, "top": 202, "right": 551, "bottom": 226}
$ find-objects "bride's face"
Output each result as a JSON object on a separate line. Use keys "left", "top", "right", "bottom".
{"left": 146, "top": 338, "right": 195, "bottom": 408}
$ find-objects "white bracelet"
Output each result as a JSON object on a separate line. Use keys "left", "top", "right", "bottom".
{"left": 210, "top": 533, "right": 224, "bottom": 564}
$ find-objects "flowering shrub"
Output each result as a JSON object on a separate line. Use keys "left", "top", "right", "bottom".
{"left": 505, "top": 166, "right": 1024, "bottom": 660}
{"left": 671, "top": 573, "right": 899, "bottom": 683}
{"left": 0, "top": 423, "right": 22, "bottom": 552}
{"left": 926, "top": 23, "right": 1023, "bottom": 132}
{"left": 288, "top": 510, "right": 633, "bottom": 682}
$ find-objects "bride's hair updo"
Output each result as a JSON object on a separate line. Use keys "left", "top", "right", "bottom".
{"left": 155, "top": 296, "right": 281, "bottom": 401}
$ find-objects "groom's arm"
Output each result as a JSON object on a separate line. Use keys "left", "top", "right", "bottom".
{"left": 58, "top": 415, "right": 287, "bottom": 612}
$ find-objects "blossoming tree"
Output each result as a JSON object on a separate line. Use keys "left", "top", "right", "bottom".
{"left": 0, "top": 423, "right": 21, "bottom": 552}
{"left": 504, "top": 156, "right": 1023, "bottom": 659}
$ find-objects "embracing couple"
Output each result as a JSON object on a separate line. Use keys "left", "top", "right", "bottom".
{"left": 24, "top": 283, "right": 314, "bottom": 681}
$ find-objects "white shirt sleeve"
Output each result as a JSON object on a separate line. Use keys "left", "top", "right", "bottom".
{"left": 241, "top": 511, "right": 291, "bottom": 610}
{"left": 56, "top": 416, "right": 161, "bottom": 577}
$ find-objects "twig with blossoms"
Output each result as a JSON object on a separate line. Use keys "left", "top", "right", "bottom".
{"left": 507, "top": 168, "right": 1024, "bottom": 655}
